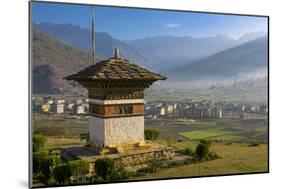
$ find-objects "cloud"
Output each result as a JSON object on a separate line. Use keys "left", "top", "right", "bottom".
{"left": 164, "top": 23, "right": 182, "bottom": 28}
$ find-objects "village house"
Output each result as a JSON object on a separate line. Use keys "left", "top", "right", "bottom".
{"left": 200, "top": 107, "right": 211, "bottom": 118}
{"left": 210, "top": 107, "right": 222, "bottom": 118}
{"left": 184, "top": 106, "right": 202, "bottom": 119}
{"left": 51, "top": 101, "right": 64, "bottom": 114}
{"left": 66, "top": 101, "right": 75, "bottom": 112}
{"left": 250, "top": 105, "right": 260, "bottom": 112}
{"left": 73, "top": 103, "right": 85, "bottom": 114}
{"left": 41, "top": 102, "right": 50, "bottom": 113}
{"left": 32, "top": 99, "right": 41, "bottom": 112}
{"left": 160, "top": 107, "right": 166, "bottom": 115}
{"left": 184, "top": 105, "right": 222, "bottom": 119}
{"left": 260, "top": 104, "right": 268, "bottom": 113}
{"left": 165, "top": 105, "right": 174, "bottom": 114}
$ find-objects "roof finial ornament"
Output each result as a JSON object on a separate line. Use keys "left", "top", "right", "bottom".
{"left": 114, "top": 47, "right": 120, "bottom": 59}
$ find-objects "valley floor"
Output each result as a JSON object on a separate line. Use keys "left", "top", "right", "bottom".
{"left": 32, "top": 113, "right": 268, "bottom": 185}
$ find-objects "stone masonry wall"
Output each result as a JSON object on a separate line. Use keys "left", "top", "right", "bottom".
{"left": 89, "top": 147, "right": 175, "bottom": 173}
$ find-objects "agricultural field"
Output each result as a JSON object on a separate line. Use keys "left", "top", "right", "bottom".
{"left": 33, "top": 113, "right": 268, "bottom": 143}
{"left": 145, "top": 118, "right": 268, "bottom": 142}
{"left": 33, "top": 113, "right": 88, "bottom": 137}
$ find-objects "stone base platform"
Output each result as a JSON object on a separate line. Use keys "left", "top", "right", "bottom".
{"left": 61, "top": 143, "right": 175, "bottom": 171}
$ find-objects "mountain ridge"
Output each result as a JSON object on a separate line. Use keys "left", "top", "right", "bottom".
{"left": 33, "top": 23, "right": 155, "bottom": 69}
{"left": 33, "top": 22, "right": 266, "bottom": 72}
{"left": 167, "top": 36, "right": 268, "bottom": 82}
{"left": 32, "top": 28, "right": 95, "bottom": 94}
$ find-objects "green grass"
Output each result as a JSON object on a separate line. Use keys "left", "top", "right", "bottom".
{"left": 175, "top": 120, "right": 217, "bottom": 127}
{"left": 131, "top": 141, "right": 268, "bottom": 180}
{"left": 179, "top": 129, "right": 241, "bottom": 140}
{"left": 244, "top": 113, "right": 268, "bottom": 119}
{"left": 43, "top": 137, "right": 85, "bottom": 150}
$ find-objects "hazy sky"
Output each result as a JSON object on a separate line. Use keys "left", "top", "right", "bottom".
{"left": 32, "top": 1, "right": 268, "bottom": 40}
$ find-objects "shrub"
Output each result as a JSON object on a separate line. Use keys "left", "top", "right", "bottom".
{"left": 182, "top": 147, "right": 195, "bottom": 156}
{"left": 94, "top": 158, "right": 115, "bottom": 181}
{"left": 137, "top": 166, "right": 151, "bottom": 174}
{"left": 144, "top": 129, "right": 160, "bottom": 141}
{"left": 110, "top": 167, "right": 134, "bottom": 181}
{"left": 195, "top": 143, "right": 209, "bottom": 159}
{"left": 33, "top": 151, "right": 60, "bottom": 184}
{"left": 38, "top": 155, "right": 60, "bottom": 184}
{"left": 53, "top": 164, "right": 71, "bottom": 184}
{"left": 184, "top": 158, "right": 198, "bottom": 165}
{"left": 68, "top": 160, "right": 90, "bottom": 177}
{"left": 71, "top": 175, "right": 90, "bottom": 184}
{"left": 199, "top": 139, "right": 212, "bottom": 148}
{"left": 206, "top": 152, "right": 220, "bottom": 160}
{"left": 168, "top": 160, "right": 185, "bottom": 168}
{"left": 248, "top": 142, "right": 260, "bottom": 147}
{"left": 72, "top": 175, "right": 104, "bottom": 184}
{"left": 33, "top": 151, "right": 48, "bottom": 174}
{"left": 138, "top": 159, "right": 162, "bottom": 173}
{"left": 147, "top": 159, "right": 162, "bottom": 173}
{"left": 33, "top": 134, "right": 47, "bottom": 152}
{"left": 166, "top": 137, "right": 175, "bottom": 147}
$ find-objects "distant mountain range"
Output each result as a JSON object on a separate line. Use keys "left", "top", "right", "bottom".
{"left": 167, "top": 36, "right": 268, "bottom": 82}
{"left": 32, "top": 22, "right": 268, "bottom": 94}
{"left": 126, "top": 32, "right": 266, "bottom": 72}
{"left": 34, "top": 23, "right": 266, "bottom": 72}
{"left": 33, "top": 23, "right": 154, "bottom": 69}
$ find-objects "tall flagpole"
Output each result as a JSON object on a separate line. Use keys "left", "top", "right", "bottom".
{"left": 92, "top": 5, "right": 96, "bottom": 65}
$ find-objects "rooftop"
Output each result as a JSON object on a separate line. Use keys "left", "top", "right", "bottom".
{"left": 65, "top": 48, "right": 166, "bottom": 82}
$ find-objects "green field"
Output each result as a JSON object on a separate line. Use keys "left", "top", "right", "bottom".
{"left": 43, "top": 137, "right": 85, "bottom": 150}
{"left": 179, "top": 129, "right": 241, "bottom": 140}
{"left": 146, "top": 119, "right": 268, "bottom": 142}
{"left": 131, "top": 141, "right": 268, "bottom": 180}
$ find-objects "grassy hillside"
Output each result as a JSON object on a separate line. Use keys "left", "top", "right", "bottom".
{"left": 32, "top": 28, "right": 96, "bottom": 94}
{"left": 132, "top": 141, "right": 268, "bottom": 180}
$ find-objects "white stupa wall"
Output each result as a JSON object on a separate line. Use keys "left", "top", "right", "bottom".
{"left": 89, "top": 115, "right": 144, "bottom": 147}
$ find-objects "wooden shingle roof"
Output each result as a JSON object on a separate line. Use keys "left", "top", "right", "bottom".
{"left": 65, "top": 49, "right": 166, "bottom": 82}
